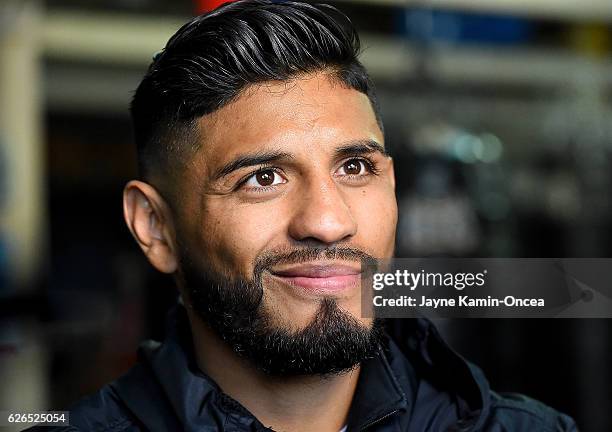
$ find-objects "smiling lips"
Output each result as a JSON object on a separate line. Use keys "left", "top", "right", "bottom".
{"left": 270, "top": 263, "right": 362, "bottom": 293}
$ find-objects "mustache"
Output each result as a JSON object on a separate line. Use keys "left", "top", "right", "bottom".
{"left": 253, "top": 246, "right": 377, "bottom": 277}
{"left": 179, "top": 245, "right": 378, "bottom": 329}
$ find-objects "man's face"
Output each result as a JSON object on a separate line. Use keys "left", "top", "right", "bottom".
{"left": 174, "top": 73, "right": 397, "bottom": 374}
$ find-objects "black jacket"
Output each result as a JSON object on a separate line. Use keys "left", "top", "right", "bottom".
{"left": 28, "top": 305, "right": 577, "bottom": 431}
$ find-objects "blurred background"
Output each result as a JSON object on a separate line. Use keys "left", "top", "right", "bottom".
{"left": 1, "top": 0, "right": 611, "bottom": 430}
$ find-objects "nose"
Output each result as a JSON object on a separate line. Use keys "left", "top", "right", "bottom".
{"left": 287, "top": 178, "right": 357, "bottom": 245}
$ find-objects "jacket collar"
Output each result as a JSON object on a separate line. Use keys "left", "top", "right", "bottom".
{"left": 345, "top": 340, "right": 413, "bottom": 431}
{"left": 386, "top": 318, "right": 491, "bottom": 430}
{"left": 139, "top": 305, "right": 266, "bottom": 431}
{"left": 138, "top": 305, "right": 490, "bottom": 431}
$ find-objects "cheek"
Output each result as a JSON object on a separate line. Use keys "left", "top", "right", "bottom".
{"left": 197, "top": 202, "right": 284, "bottom": 276}
{"left": 350, "top": 187, "right": 397, "bottom": 257}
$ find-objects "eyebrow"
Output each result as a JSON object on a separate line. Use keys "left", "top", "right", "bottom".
{"left": 334, "top": 139, "right": 388, "bottom": 158}
{"left": 212, "top": 139, "right": 387, "bottom": 181}
{"left": 212, "top": 150, "right": 294, "bottom": 181}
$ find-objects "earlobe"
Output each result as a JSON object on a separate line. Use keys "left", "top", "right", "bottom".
{"left": 123, "top": 181, "right": 178, "bottom": 274}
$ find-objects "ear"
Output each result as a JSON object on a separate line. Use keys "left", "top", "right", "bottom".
{"left": 123, "top": 180, "right": 178, "bottom": 273}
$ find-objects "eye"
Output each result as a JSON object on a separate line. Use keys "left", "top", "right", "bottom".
{"left": 337, "top": 158, "right": 370, "bottom": 176}
{"left": 243, "top": 169, "right": 286, "bottom": 189}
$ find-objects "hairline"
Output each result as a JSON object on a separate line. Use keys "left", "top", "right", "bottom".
{"left": 146, "top": 68, "right": 383, "bottom": 191}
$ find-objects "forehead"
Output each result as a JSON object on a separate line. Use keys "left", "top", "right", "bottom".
{"left": 195, "top": 73, "right": 383, "bottom": 168}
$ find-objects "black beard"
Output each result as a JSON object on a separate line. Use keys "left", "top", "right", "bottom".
{"left": 178, "top": 246, "right": 383, "bottom": 376}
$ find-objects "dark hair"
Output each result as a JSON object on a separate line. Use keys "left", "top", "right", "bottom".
{"left": 130, "top": 0, "right": 382, "bottom": 184}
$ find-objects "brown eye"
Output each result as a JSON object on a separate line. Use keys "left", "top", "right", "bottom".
{"left": 344, "top": 160, "right": 361, "bottom": 175}
{"left": 255, "top": 170, "right": 275, "bottom": 186}
{"left": 243, "top": 169, "right": 286, "bottom": 190}
{"left": 339, "top": 159, "right": 367, "bottom": 176}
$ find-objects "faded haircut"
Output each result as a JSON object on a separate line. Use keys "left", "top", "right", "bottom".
{"left": 130, "top": 0, "right": 382, "bottom": 186}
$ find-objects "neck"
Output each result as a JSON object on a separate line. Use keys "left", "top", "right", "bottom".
{"left": 186, "top": 310, "right": 358, "bottom": 432}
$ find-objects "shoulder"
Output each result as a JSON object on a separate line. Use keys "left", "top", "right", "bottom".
{"left": 24, "top": 380, "right": 141, "bottom": 432}
{"left": 484, "top": 392, "right": 578, "bottom": 432}
{"left": 66, "top": 384, "right": 141, "bottom": 432}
